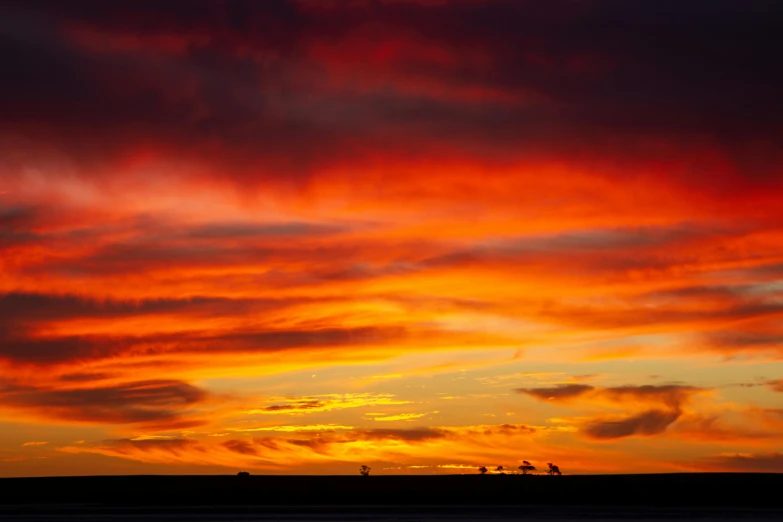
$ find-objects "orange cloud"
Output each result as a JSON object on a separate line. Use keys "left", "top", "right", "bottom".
{"left": 767, "top": 380, "right": 783, "bottom": 393}
{"left": 2, "top": 0, "right": 783, "bottom": 476}
{"left": 697, "top": 453, "right": 783, "bottom": 473}
{"left": 0, "top": 378, "right": 209, "bottom": 428}
{"left": 57, "top": 423, "right": 542, "bottom": 473}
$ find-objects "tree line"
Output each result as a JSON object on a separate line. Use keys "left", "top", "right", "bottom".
{"left": 353, "top": 462, "right": 563, "bottom": 476}
{"left": 477, "top": 462, "right": 562, "bottom": 475}
{"left": 239, "top": 462, "right": 564, "bottom": 477}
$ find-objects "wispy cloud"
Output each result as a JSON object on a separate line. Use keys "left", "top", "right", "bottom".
{"left": 244, "top": 394, "right": 411, "bottom": 415}
{"left": 229, "top": 424, "right": 355, "bottom": 433}
{"left": 366, "top": 412, "right": 437, "bottom": 422}
{"left": 2, "top": 0, "right": 783, "bottom": 476}
{"left": 516, "top": 384, "right": 707, "bottom": 440}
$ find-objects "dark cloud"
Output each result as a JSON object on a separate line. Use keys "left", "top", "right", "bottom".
{"left": 58, "top": 372, "right": 115, "bottom": 382}
{"left": 98, "top": 438, "right": 206, "bottom": 457}
{"left": 0, "top": 290, "right": 416, "bottom": 364}
{"left": 0, "top": 330, "right": 135, "bottom": 364}
{"left": 517, "top": 384, "right": 702, "bottom": 407}
{"left": 1, "top": 0, "right": 782, "bottom": 190}
{"left": 704, "top": 331, "right": 783, "bottom": 353}
{"left": 768, "top": 380, "right": 783, "bottom": 393}
{"left": 186, "top": 222, "right": 345, "bottom": 240}
{"left": 221, "top": 428, "right": 446, "bottom": 458}
{"left": 356, "top": 428, "right": 446, "bottom": 442}
{"left": 600, "top": 385, "right": 700, "bottom": 409}
{"left": 24, "top": 237, "right": 361, "bottom": 279}
{"left": 0, "top": 326, "right": 400, "bottom": 363}
{"left": 646, "top": 285, "right": 754, "bottom": 299}
{"left": 0, "top": 292, "right": 259, "bottom": 323}
{"left": 584, "top": 409, "right": 681, "bottom": 439}
{"left": 423, "top": 224, "right": 745, "bottom": 267}
{"left": 516, "top": 384, "right": 703, "bottom": 439}
{"left": 0, "top": 205, "right": 38, "bottom": 228}
{"left": 32, "top": 221, "right": 742, "bottom": 286}
{"left": 514, "top": 384, "right": 704, "bottom": 408}
{"left": 539, "top": 297, "right": 783, "bottom": 339}
{"left": 0, "top": 292, "right": 334, "bottom": 342}
{"left": 515, "top": 384, "right": 595, "bottom": 401}
{"left": 764, "top": 409, "right": 783, "bottom": 420}
{"left": 705, "top": 453, "right": 783, "bottom": 473}
{"left": 0, "top": 207, "right": 355, "bottom": 277}
{"left": 263, "top": 401, "right": 325, "bottom": 412}
{"left": 468, "top": 424, "right": 537, "bottom": 437}
{"left": 409, "top": 226, "right": 783, "bottom": 323}
{"left": 0, "top": 379, "right": 207, "bottom": 425}
{"left": 0, "top": 205, "right": 45, "bottom": 251}
{"left": 251, "top": 438, "right": 285, "bottom": 452}
{"left": 2, "top": 294, "right": 507, "bottom": 364}
{"left": 223, "top": 440, "right": 259, "bottom": 456}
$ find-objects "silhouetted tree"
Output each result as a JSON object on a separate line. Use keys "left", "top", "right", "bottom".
{"left": 547, "top": 462, "right": 562, "bottom": 475}
{"left": 518, "top": 461, "right": 536, "bottom": 475}
{"left": 359, "top": 465, "right": 371, "bottom": 476}
{"left": 478, "top": 466, "right": 488, "bottom": 474}
{"left": 237, "top": 471, "right": 250, "bottom": 477}
{"left": 496, "top": 466, "right": 505, "bottom": 474}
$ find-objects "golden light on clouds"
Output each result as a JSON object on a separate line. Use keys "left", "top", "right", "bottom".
{"left": 1, "top": 0, "right": 783, "bottom": 477}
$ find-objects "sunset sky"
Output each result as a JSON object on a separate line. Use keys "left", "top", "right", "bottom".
{"left": 2, "top": 0, "right": 783, "bottom": 477}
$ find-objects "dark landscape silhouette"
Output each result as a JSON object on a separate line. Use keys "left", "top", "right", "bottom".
{"left": 1, "top": 473, "right": 782, "bottom": 510}
{"left": 1, "top": 2, "right": 782, "bottom": 520}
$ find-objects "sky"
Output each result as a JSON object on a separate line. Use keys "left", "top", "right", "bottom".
{"left": 1, "top": 0, "right": 783, "bottom": 477}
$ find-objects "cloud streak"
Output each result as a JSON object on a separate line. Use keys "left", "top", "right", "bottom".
{"left": 517, "top": 384, "right": 705, "bottom": 440}
{"left": 1, "top": 0, "right": 782, "bottom": 475}
{"left": 0, "top": 379, "right": 208, "bottom": 428}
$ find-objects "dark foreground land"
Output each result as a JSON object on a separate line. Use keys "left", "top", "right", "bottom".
{"left": 1, "top": 474, "right": 782, "bottom": 520}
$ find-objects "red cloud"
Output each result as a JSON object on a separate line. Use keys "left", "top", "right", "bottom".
{"left": 1, "top": 0, "right": 782, "bottom": 475}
